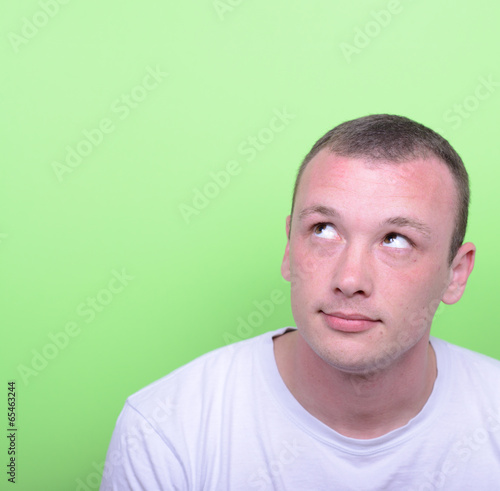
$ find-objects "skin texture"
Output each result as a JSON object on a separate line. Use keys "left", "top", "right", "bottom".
{"left": 276, "top": 149, "right": 475, "bottom": 438}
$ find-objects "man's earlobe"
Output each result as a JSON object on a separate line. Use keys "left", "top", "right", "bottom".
{"left": 442, "top": 242, "right": 476, "bottom": 305}
{"left": 281, "top": 216, "right": 291, "bottom": 282}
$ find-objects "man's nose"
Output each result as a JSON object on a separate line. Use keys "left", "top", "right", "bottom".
{"left": 331, "top": 244, "right": 373, "bottom": 298}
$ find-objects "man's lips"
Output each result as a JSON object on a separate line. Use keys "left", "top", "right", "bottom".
{"left": 320, "top": 311, "right": 380, "bottom": 333}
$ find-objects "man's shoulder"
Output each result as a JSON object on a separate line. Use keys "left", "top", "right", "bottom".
{"left": 432, "top": 336, "right": 500, "bottom": 368}
{"left": 126, "top": 327, "right": 290, "bottom": 415}
{"left": 432, "top": 336, "right": 500, "bottom": 395}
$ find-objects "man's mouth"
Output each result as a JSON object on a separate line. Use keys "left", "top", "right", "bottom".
{"left": 320, "top": 311, "right": 380, "bottom": 333}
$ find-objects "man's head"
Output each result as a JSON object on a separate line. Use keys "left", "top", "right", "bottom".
{"left": 281, "top": 115, "right": 475, "bottom": 374}
{"left": 290, "top": 114, "right": 469, "bottom": 265}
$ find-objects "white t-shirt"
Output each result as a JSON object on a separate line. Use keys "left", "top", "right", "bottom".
{"left": 101, "top": 328, "right": 500, "bottom": 490}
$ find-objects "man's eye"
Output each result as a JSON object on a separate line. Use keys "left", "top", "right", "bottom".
{"left": 382, "top": 233, "right": 411, "bottom": 249}
{"left": 313, "top": 223, "right": 339, "bottom": 240}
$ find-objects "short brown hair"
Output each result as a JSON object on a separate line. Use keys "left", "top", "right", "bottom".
{"left": 290, "top": 114, "right": 470, "bottom": 264}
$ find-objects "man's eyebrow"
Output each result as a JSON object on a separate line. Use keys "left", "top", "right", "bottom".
{"left": 383, "top": 217, "right": 432, "bottom": 239}
{"left": 298, "top": 205, "right": 340, "bottom": 221}
{"left": 297, "top": 207, "right": 432, "bottom": 238}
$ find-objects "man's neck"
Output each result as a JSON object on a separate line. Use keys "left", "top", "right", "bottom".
{"left": 273, "top": 330, "right": 437, "bottom": 439}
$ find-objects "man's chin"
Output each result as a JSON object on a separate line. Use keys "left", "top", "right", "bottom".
{"left": 309, "top": 339, "right": 400, "bottom": 376}
{"left": 323, "top": 355, "right": 391, "bottom": 377}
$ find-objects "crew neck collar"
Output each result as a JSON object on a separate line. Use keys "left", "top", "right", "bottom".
{"left": 257, "top": 328, "right": 451, "bottom": 455}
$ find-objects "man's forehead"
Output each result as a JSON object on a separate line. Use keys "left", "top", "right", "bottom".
{"left": 293, "top": 150, "right": 459, "bottom": 234}
{"left": 298, "top": 149, "right": 457, "bottom": 197}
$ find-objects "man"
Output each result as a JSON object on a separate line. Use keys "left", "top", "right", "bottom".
{"left": 101, "top": 115, "right": 500, "bottom": 490}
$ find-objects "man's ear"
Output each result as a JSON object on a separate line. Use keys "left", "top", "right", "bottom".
{"left": 441, "top": 242, "right": 476, "bottom": 305}
{"left": 281, "top": 215, "right": 291, "bottom": 282}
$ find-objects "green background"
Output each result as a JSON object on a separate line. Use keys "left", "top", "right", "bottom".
{"left": 2, "top": 0, "right": 500, "bottom": 489}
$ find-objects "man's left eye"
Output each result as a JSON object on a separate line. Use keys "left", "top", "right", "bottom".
{"left": 382, "top": 233, "right": 411, "bottom": 249}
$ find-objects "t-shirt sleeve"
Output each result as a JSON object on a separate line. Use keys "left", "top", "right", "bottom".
{"left": 100, "top": 401, "right": 187, "bottom": 491}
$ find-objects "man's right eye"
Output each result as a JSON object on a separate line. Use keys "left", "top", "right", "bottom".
{"left": 313, "top": 223, "right": 339, "bottom": 240}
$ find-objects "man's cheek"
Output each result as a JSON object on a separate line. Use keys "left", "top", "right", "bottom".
{"left": 292, "top": 256, "right": 318, "bottom": 280}
{"left": 290, "top": 256, "right": 327, "bottom": 296}
{"left": 290, "top": 245, "right": 335, "bottom": 281}
{"left": 406, "top": 297, "right": 443, "bottom": 331}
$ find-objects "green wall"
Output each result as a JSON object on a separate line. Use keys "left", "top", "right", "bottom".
{"left": 2, "top": 0, "right": 500, "bottom": 488}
